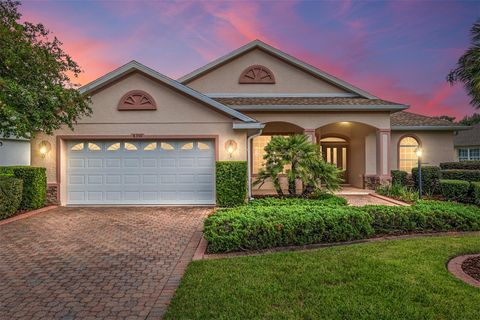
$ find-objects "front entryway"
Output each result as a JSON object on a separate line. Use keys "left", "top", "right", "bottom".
{"left": 66, "top": 140, "right": 215, "bottom": 205}
{"left": 320, "top": 137, "right": 349, "bottom": 183}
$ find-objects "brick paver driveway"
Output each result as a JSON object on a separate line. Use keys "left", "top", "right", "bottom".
{"left": 0, "top": 206, "right": 210, "bottom": 320}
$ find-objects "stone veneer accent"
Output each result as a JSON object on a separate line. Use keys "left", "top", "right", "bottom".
{"left": 363, "top": 175, "right": 391, "bottom": 190}
{"left": 46, "top": 184, "right": 59, "bottom": 205}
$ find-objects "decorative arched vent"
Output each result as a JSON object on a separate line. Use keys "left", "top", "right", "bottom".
{"left": 118, "top": 90, "right": 157, "bottom": 110}
{"left": 239, "top": 65, "right": 275, "bottom": 84}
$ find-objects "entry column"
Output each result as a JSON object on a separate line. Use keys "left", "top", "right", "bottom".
{"left": 303, "top": 129, "right": 317, "bottom": 144}
{"left": 376, "top": 129, "right": 391, "bottom": 181}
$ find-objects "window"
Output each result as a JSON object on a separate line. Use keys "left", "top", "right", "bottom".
{"left": 239, "top": 65, "right": 275, "bottom": 84}
{"left": 398, "top": 136, "right": 419, "bottom": 172}
{"left": 181, "top": 142, "right": 193, "bottom": 150}
{"left": 70, "top": 143, "right": 84, "bottom": 151}
{"left": 144, "top": 143, "right": 157, "bottom": 151}
{"left": 458, "top": 148, "right": 480, "bottom": 161}
{"left": 161, "top": 142, "right": 175, "bottom": 150}
{"left": 320, "top": 137, "right": 346, "bottom": 143}
{"left": 198, "top": 142, "right": 210, "bottom": 150}
{"left": 124, "top": 143, "right": 138, "bottom": 151}
{"left": 107, "top": 143, "right": 120, "bottom": 151}
{"left": 88, "top": 143, "right": 101, "bottom": 151}
{"left": 252, "top": 135, "right": 291, "bottom": 173}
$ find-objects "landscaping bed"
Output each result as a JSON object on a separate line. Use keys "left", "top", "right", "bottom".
{"left": 205, "top": 198, "right": 480, "bottom": 253}
{"left": 462, "top": 256, "right": 480, "bottom": 281}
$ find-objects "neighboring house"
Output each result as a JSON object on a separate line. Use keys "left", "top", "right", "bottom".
{"left": 454, "top": 123, "right": 480, "bottom": 161}
{"left": 30, "top": 40, "right": 468, "bottom": 205}
{"left": 0, "top": 135, "right": 30, "bottom": 166}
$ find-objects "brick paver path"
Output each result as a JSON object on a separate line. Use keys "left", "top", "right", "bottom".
{"left": 0, "top": 206, "right": 210, "bottom": 320}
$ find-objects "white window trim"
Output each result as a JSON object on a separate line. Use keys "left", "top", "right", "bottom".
{"left": 458, "top": 147, "right": 480, "bottom": 161}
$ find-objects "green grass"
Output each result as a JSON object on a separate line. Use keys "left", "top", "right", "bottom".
{"left": 165, "top": 235, "right": 480, "bottom": 320}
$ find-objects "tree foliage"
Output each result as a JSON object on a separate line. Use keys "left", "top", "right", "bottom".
{"left": 253, "top": 134, "right": 343, "bottom": 197}
{"left": 459, "top": 113, "right": 480, "bottom": 126}
{"left": 0, "top": 0, "right": 90, "bottom": 138}
{"left": 447, "top": 20, "right": 480, "bottom": 109}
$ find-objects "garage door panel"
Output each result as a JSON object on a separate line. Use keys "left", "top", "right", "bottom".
{"left": 67, "top": 139, "right": 215, "bottom": 205}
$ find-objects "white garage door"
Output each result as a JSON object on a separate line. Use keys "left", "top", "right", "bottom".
{"left": 66, "top": 140, "right": 215, "bottom": 205}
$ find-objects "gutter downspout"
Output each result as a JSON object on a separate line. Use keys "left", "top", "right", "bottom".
{"left": 247, "top": 128, "right": 263, "bottom": 200}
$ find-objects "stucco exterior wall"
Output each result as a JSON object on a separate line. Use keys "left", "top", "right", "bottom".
{"left": 0, "top": 139, "right": 31, "bottom": 166}
{"left": 31, "top": 72, "right": 247, "bottom": 184}
{"left": 390, "top": 131, "right": 455, "bottom": 170}
{"left": 186, "top": 49, "right": 350, "bottom": 94}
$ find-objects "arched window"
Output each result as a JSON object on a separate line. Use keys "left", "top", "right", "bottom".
{"left": 118, "top": 90, "right": 157, "bottom": 110}
{"left": 239, "top": 65, "right": 275, "bottom": 84}
{"left": 399, "top": 136, "right": 420, "bottom": 172}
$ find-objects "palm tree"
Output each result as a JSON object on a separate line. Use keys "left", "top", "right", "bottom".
{"left": 448, "top": 20, "right": 480, "bottom": 108}
{"left": 254, "top": 134, "right": 342, "bottom": 197}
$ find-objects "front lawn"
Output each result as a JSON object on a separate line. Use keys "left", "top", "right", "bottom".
{"left": 165, "top": 235, "right": 480, "bottom": 319}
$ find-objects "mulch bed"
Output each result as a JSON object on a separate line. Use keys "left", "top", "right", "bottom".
{"left": 462, "top": 256, "right": 480, "bottom": 281}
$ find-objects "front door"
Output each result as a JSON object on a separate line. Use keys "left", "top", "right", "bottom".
{"left": 321, "top": 143, "right": 348, "bottom": 183}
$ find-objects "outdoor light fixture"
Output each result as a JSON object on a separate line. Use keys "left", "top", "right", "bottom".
{"left": 416, "top": 147, "right": 423, "bottom": 198}
{"left": 39, "top": 140, "right": 51, "bottom": 158}
{"left": 225, "top": 139, "right": 237, "bottom": 158}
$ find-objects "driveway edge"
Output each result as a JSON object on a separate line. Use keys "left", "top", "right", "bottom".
{"left": 0, "top": 205, "right": 58, "bottom": 226}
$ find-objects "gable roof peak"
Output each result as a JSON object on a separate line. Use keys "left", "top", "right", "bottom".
{"left": 78, "top": 60, "right": 257, "bottom": 123}
{"left": 179, "top": 40, "right": 377, "bottom": 99}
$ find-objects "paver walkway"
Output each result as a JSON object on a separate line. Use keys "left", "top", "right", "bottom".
{"left": 0, "top": 206, "right": 210, "bottom": 320}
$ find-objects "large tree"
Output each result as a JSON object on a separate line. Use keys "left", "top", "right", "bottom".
{"left": 0, "top": 0, "right": 90, "bottom": 139}
{"left": 447, "top": 20, "right": 480, "bottom": 109}
{"left": 460, "top": 112, "right": 480, "bottom": 126}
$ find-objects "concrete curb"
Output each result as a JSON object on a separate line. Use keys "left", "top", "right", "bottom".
{"left": 447, "top": 254, "right": 480, "bottom": 288}
{"left": 0, "top": 206, "right": 58, "bottom": 226}
{"left": 369, "top": 193, "right": 410, "bottom": 206}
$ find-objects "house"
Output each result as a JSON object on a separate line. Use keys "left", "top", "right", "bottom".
{"left": 0, "top": 135, "right": 31, "bottom": 166}
{"left": 454, "top": 123, "right": 480, "bottom": 161}
{"left": 30, "top": 40, "right": 468, "bottom": 205}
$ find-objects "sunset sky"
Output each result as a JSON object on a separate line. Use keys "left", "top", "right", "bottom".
{"left": 20, "top": 0, "right": 480, "bottom": 119}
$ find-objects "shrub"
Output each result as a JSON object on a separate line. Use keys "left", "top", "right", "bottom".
{"left": 216, "top": 161, "right": 248, "bottom": 207}
{"left": 440, "top": 161, "right": 480, "bottom": 170}
{"left": 0, "top": 166, "right": 46, "bottom": 210}
{"left": 0, "top": 174, "right": 23, "bottom": 219}
{"left": 391, "top": 170, "right": 408, "bottom": 187}
{"left": 440, "top": 180, "right": 472, "bottom": 203}
{"left": 204, "top": 206, "right": 374, "bottom": 253}
{"left": 440, "top": 169, "right": 480, "bottom": 182}
{"left": 472, "top": 182, "right": 480, "bottom": 206}
{"left": 363, "top": 200, "right": 480, "bottom": 234}
{"left": 375, "top": 184, "right": 419, "bottom": 203}
{"left": 412, "top": 166, "right": 441, "bottom": 195}
{"left": 249, "top": 194, "right": 348, "bottom": 207}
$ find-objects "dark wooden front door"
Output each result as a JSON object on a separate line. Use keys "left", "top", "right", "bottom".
{"left": 321, "top": 143, "right": 348, "bottom": 183}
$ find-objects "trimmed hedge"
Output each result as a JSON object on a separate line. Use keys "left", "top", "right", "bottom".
{"left": 391, "top": 170, "right": 407, "bottom": 187}
{"left": 473, "top": 182, "right": 480, "bottom": 206}
{"left": 204, "top": 206, "right": 374, "bottom": 252}
{"left": 216, "top": 161, "right": 248, "bottom": 207}
{"left": 412, "top": 166, "right": 440, "bottom": 195}
{"left": 440, "top": 161, "right": 480, "bottom": 170}
{"left": 0, "top": 174, "right": 23, "bottom": 219}
{"left": 0, "top": 166, "right": 46, "bottom": 210}
{"left": 440, "top": 169, "right": 480, "bottom": 182}
{"left": 249, "top": 194, "right": 348, "bottom": 207}
{"left": 363, "top": 200, "right": 480, "bottom": 234}
{"left": 204, "top": 200, "right": 480, "bottom": 252}
{"left": 439, "top": 180, "right": 471, "bottom": 203}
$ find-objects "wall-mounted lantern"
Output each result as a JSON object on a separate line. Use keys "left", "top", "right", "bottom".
{"left": 39, "top": 140, "right": 52, "bottom": 158}
{"left": 225, "top": 139, "right": 237, "bottom": 158}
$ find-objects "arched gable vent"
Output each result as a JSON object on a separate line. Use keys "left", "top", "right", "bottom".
{"left": 239, "top": 65, "right": 275, "bottom": 84}
{"left": 118, "top": 90, "right": 157, "bottom": 110}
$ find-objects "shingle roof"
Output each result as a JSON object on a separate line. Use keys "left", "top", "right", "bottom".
{"left": 454, "top": 123, "right": 480, "bottom": 146}
{"left": 213, "top": 97, "right": 403, "bottom": 106}
{"left": 391, "top": 111, "right": 456, "bottom": 126}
